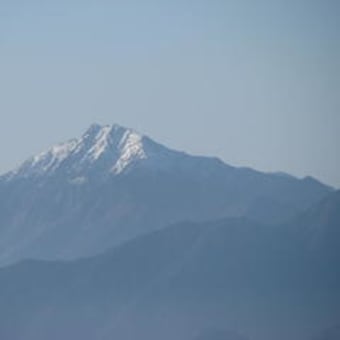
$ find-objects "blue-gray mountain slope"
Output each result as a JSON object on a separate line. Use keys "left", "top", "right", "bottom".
{"left": 0, "top": 124, "right": 332, "bottom": 265}
{"left": 0, "top": 191, "right": 339, "bottom": 340}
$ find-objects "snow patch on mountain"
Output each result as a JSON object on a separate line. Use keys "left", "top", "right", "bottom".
{"left": 112, "top": 130, "right": 147, "bottom": 174}
{"left": 7, "top": 139, "right": 79, "bottom": 178}
{"left": 86, "top": 125, "right": 113, "bottom": 161}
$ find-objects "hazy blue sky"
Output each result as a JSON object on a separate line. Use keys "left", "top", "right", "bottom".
{"left": 1, "top": 0, "right": 339, "bottom": 187}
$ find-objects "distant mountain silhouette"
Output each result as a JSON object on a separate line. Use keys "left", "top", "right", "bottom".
{"left": 312, "top": 324, "right": 340, "bottom": 340}
{"left": 0, "top": 188, "right": 339, "bottom": 340}
{"left": 193, "top": 329, "right": 249, "bottom": 340}
{"left": 0, "top": 124, "right": 332, "bottom": 265}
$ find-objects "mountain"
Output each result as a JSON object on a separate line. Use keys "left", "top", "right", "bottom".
{"left": 4, "top": 123, "right": 198, "bottom": 179}
{"left": 312, "top": 325, "right": 340, "bottom": 340}
{"left": 294, "top": 189, "right": 340, "bottom": 247}
{"left": 0, "top": 123, "right": 332, "bottom": 265}
{"left": 0, "top": 205, "right": 339, "bottom": 340}
{"left": 193, "top": 329, "right": 249, "bottom": 340}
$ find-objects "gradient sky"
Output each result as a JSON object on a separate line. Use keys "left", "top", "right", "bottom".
{"left": 1, "top": 0, "right": 339, "bottom": 187}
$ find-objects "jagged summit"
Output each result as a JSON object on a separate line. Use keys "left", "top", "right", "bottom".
{"left": 5, "top": 123, "right": 185, "bottom": 180}
{"left": 79, "top": 123, "right": 147, "bottom": 164}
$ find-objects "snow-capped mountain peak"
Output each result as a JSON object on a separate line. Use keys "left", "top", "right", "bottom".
{"left": 85, "top": 124, "right": 120, "bottom": 161}
{"left": 81, "top": 124, "right": 147, "bottom": 167}
{"left": 6, "top": 124, "right": 169, "bottom": 180}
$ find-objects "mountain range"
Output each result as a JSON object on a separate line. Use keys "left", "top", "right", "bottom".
{"left": 0, "top": 190, "right": 339, "bottom": 340}
{"left": 0, "top": 123, "right": 338, "bottom": 340}
{"left": 0, "top": 124, "right": 332, "bottom": 265}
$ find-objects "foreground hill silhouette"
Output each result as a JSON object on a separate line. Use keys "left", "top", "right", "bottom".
{"left": 0, "top": 191, "right": 339, "bottom": 340}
